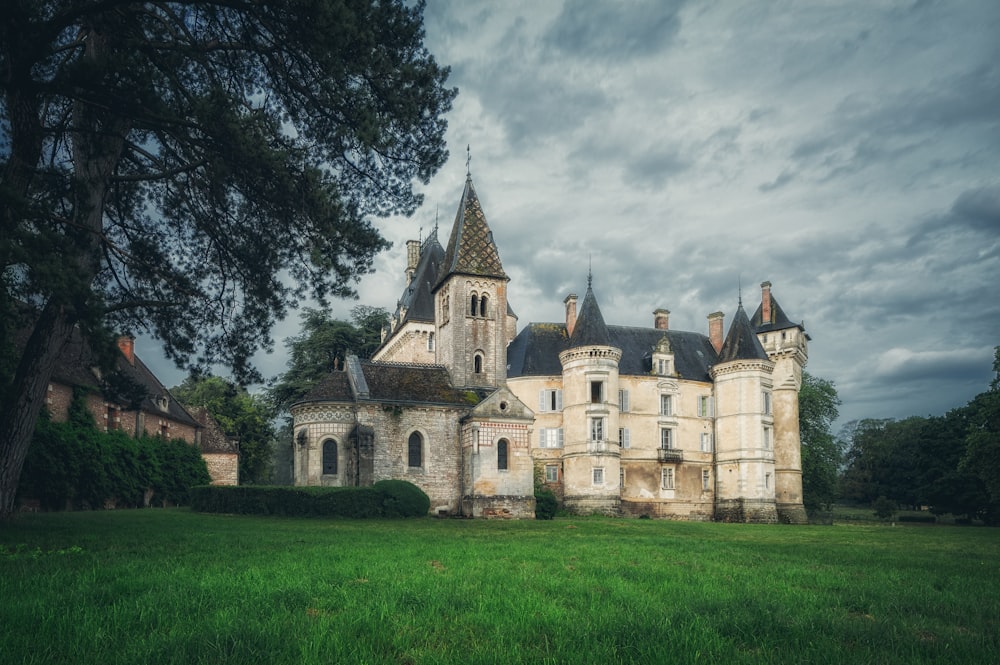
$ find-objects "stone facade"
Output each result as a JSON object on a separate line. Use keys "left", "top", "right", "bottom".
{"left": 294, "top": 174, "right": 810, "bottom": 522}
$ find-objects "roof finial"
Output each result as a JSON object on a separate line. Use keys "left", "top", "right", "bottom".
{"left": 738, "top": 274, "right": 743, "bottom": 308}
{"left": 434, "top": 205, "right": 439, "bottom": 236}
{"left": 588, "top": 255, "right": 593, "bottom": 290}
{"left": 466, "top": 144, "right": 471, "bottom": 178}
{"left": 418, "top": 225, "right": 423, "bottom": 244}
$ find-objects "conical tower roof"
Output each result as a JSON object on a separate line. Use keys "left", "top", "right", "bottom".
{"left": 568, "top": 278, "right": 611, "bottom": 348}
{"left": 718, "top": 303, "right": 769, "bottom": 363}
{"left": 434, "top": 175, "right": 507, "bottom": 290}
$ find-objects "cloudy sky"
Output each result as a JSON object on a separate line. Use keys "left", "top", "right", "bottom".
{"left": 145, "top": 0, "right": 999, "bottom": 428}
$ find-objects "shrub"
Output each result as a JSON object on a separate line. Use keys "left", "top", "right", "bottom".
{"left": 373, "top": 480, "right": 430, "bottom": 518}
{"left": 534, "top": 488, "right": 558, "bottom": 520}
{"left": 18, "top": 406, "right": 209, "bottom": 510}
{"left": 190, "top": 484, "right": 413, "bottom": 519}
{"left": 872, "top": 496, "right": 897, "bottom": 520}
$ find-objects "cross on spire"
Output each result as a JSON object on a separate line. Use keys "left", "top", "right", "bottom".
{"left": 466, "top": 144, "right": 471, "bottom": 177}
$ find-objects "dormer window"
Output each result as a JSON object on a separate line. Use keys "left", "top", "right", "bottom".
{"left": 156, "top": 395, "right": 169, "bottom": 412}
{"left": 652, "top": 335, "right": 674, "bottom": 376}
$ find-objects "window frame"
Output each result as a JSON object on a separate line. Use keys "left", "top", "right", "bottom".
{"left": 592, "top": 467, "right": 605, "bottom": 485}
{"left": 660, "top": 394, "right": 673, "bottom": 417}
{"left": 407, "top": 431, "right": 423, "bottom": 468}
{"left": 497, "top": 438, "right": 509, "bottom": 471}
{"left": 660, "top": 427, "right": 674, "bottom": 449}
{"left": 322, "top": 438, "right": 338, "bottom": 475}
{"left": 545, "top": 464, "right": 559, "bottom": 483}
{"left": 661, "top": 467, "right": 675, "bottom": 490}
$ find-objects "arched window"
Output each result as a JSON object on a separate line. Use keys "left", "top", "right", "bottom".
{"left": 408, "top": 432, "right": 423, "bottom": 468}
{"left": 497, "top": 439, "right": 509, "bottom": 471}
{"left": 479, "top": 294, "right": 489, "bottom": 317}
{"left": 322, "top": 439, "right": 338, "bottom": 475}
{"left": 474, "top": 353, "right": 483, "bottom": 374}
{"left": 470, "top": 293, "right": 478, "bottom": 316}
{"left": 427, "top": 332, "right": 435, "bottom": 351}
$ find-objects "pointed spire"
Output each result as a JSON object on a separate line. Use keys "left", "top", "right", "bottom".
{"left": 718, "top": 302, "right": 769, "bottom": 363}
{"left": 568, "top": 276, "right": 611, "bottom": 348}
{"left": 434, "top": 175, "right": 507, "bottom": 290}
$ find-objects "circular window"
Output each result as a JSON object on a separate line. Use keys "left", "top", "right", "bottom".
{"left": 499, "top": 401, "right": 508, "bottom": 412}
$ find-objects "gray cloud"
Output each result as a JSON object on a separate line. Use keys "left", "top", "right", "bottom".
{"left": 543, "top": 0, "right": 686, "bottom": 60}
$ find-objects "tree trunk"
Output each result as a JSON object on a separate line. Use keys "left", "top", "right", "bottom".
{"left": 0, "top": 305, "right": 77, "bottom": 519}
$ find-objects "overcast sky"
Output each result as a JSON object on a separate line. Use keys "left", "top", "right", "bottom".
{"left": 144, "top": 0, "right": 999, "bottom": 429}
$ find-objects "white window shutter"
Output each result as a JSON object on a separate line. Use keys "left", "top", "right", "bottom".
{"left": 539, "top": 391, "right": 546, "bottom": 412}
{"left": 556, "top": 389, "right": 563, "bottom": 411}
{"left": 557, "top": 428, "right": 564, "bottom": 447}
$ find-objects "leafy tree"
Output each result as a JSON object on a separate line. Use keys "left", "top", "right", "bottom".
{"left": 267, "top": 306, "right": 387, "bottom": 412}
{"left": 0, "top": 0, "right": 454, "bottom": 518}
{"left": 959, "top": 347, "right": 1000, "bottom": 523}
{"left": 171, "top": 375, "right": 276, "bottom": 484}
{"left": 798, "top": 372, "right": 841, "bottom": 511}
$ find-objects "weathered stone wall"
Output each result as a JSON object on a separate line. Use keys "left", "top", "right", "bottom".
{"left": 203, "top": 453, "right": 239, "bottom": 485}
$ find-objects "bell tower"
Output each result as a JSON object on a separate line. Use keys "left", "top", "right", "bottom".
{"left": 432, "top": 173, "right": 509, "bottom": 389}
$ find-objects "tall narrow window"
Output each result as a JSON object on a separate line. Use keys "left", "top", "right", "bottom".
{"left": 700, "top": 432, "right": 713, "bottom": 452}
{"left": 590, "top": 418, "right": 604, "bottom": 442}
{"left": 763, "top": 426, "right": 772, "bottom": 450}
{"left": 497, "top": 439, "right": 509, "bottom": 471}
{"left": 106, "top": 406, "right": 120, "bottom": 431}
{"left": 479, "top": 294, "right": 489, "bottom": 317}
{"left": 765, "top": 472, "right": 772, "bottom": 489}
{"left": 590, "top": 380, "right": 603, "bottom": 404}
{"left": 762, "top": 391, "right": 772, "bottom": 415}
{"left": 470, "top": 293, "right": 478, "bottom": 316}
{"left": 660, "top": 428, "right": 673, "bottom": 449}
{"left": 322, "top": 439, "right": 338, "bottom": 475}
{"left": 408, "top": 432, "right": 423, "bottom": 468}
{"left": 427, "top": 332, "right": 435, "bottom": 351}
{"left": 474, "top": 354, "right": 483, "bottom": 374}
{"left": 620, "top": 468, "right": 625, "bottom": 489}
{"left": 660, "top": 394, "right": 672, "bottom": 416}
{"left": 702, "top": 469, "right": 711, "bottom": 490}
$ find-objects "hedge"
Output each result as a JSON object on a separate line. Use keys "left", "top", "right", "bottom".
{"left": 190, "top": 481, "right": 431, "bottom": 519}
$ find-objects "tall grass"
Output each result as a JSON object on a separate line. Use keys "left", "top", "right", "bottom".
{"left": 2, "top": 511, "right": 998, "bottom": 664}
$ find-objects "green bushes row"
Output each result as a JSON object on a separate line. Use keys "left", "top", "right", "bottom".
{"left": 19, "top": 415, "right": 211, "bottom": 510}
{"left": 190, "top": 480, "right": 430, "bottom": 518}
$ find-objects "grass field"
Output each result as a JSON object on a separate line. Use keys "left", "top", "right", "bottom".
{"left": 2, "top": 511, "right": 998, "bottom": 664}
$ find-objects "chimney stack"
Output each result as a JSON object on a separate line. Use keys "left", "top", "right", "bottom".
{"left": 405, "top": 240, "right": 420, "bottom": 284}
{"left": 653, "top": 308, "right": 670, "bottom": 330}
{"left": 760, "top": 281, "right": 772, "bottom": 325}
{"left": 708, "top": 312, "right": 724, "bottom": 354}
{"left": 564, "top": 294, "right": 578, "bottom": 337}
{"left": 117, "top": 335, "right": 136, "bottom": 366}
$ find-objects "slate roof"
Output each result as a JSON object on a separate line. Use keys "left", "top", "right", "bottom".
{"left": 295, "top": 362, "right": 475, "bottom": 407}
{"left": 567, "top": 284, "right": 611, "bottom": 348}
{"left": 718, "top": 304, "right": 769, "bottom": 363}
{"left": 750, "top": 293, "right": 803, "bottom": 334}
{"left": 39, "top": 326, "right": 199, "bottom": 427}
{"left": 300, "top": 370, "right": 353, "bottom": 402}
{"left": 507, "top": 323, "right": 719, "bottom": 383}
{"left": 189, "top": 406, "right": 239, "bottom": 454}
{"left": 394, "top": 230, "right": 445, "bottom": 325}
{"left": 360, "top": 361, "right": 474, "bottom": 405}
{"left": 434, "top": 175, "right": 507, "bottom": 290}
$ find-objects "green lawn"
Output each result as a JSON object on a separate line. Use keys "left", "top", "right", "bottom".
{"left": 2, "top": 510, "right": 998, "bottom": 664}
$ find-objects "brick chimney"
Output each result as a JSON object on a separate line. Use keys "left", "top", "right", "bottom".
{"left": 653, "top": 308, "right": 670, "bottom": 330}
{"left": 564, "top": 294, "right": 578, "bottom": 337}
{"left": 405, "top": 240, "right": 420, "bottom": 285}
{"left": 117, "top": 335, "right": 136, "bottom": 366}
{"left": 708, "top": 312, "right": 724, "bottom": 354}
{"left": 760, "top": 281, "right": 772, "bottom": 324}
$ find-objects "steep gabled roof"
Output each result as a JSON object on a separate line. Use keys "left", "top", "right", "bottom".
{"left": 568, "top": 283, "right": 611, "bottom": 348}
{"left": 396, "top": 231, "right": 445, "bottom": 324}
{"left": 750, "top": 293, "right": 802, "bottom": 334}
{"left": 360, "top": 361, "right": 474, "bottom": 405}
{"left": 718, "top": 304, "right": 769, "bottom": 363}
{"left": 434, "top": 175, "right": 507, "bottom": 290}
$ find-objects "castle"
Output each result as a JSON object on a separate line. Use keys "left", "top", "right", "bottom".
{"left": 290, "top": 174, "right": 809, "bottom": 522}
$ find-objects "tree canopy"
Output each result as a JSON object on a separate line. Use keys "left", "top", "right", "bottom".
{"left": 267, "top": 305, "right": 387, "bottom": 413}
{"left": 0, "top": 0, "right": 454, "bottom": 518}
{"left": 798, "top": 372, "right": 842, "bottom": 511}
{"left": 170, "top": 375, "right": 276, "bottom": 484}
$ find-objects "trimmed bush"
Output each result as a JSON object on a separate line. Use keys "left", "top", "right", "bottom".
{"left": 190, "top": 482, "right": 429, "bottom": 519}
{"left": 373, "top": 480, "right": 430, "bottom": 518}
{"left": 534, "top": 488, "right": 558, "bottom": 520}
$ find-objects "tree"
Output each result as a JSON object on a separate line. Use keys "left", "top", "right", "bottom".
{"left": 798, "top": 372, "right": 841, "bottom": 511}
{"left": 959, "top": 347, "right": 1000, "bottom": 523}
{"left": 0, "top": 0, "right": 455, "bottom": 518}
{"left": 170, "top": 375, "right": 275, "bottom": 484}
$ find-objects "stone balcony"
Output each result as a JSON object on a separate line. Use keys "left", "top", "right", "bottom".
{"left": 657, "top": 448, "right": 683, "bottom": 463}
